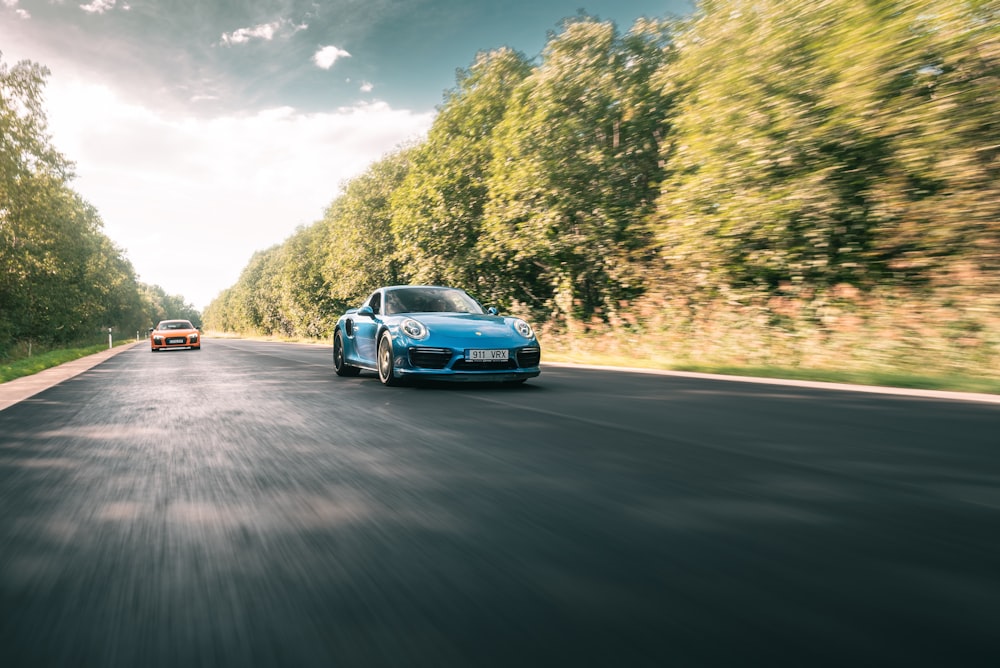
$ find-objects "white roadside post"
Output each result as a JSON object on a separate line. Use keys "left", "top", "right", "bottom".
{"left": 108, "top": 328, "right": 113, "bottom": 350}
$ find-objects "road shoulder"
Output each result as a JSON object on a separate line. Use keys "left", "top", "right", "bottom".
{"left": 0, "top": 342, "right": 140, "bottom": 412}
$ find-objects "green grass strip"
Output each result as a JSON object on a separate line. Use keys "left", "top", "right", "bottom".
{"left": 0, "top": 341, "right": 129, "bottom": 384}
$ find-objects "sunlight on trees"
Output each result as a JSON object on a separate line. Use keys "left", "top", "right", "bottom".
{"left": 1, "top": 54, "right": 198, "bottom": 358}
{"left": 54, "top": 0, "right": 1000, "bottom": 379}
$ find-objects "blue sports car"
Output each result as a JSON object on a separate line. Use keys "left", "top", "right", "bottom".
{"left": 332, "top": 285, "right": 541, "bottom": 386}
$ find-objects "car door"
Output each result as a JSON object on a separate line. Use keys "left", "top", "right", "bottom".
{"left": 352, "top": 291, "right": 381, "bottom": 365}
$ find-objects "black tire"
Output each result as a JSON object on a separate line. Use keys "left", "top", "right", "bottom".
{"left": 334, "top": 330, "right": 360, "bottom": 377}
{"left": 377, "top": 333, "right": 400, "bottom": 386}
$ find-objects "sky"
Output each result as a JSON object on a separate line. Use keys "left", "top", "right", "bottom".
{"left": 2, "top": 0, "right": 691, "bottom": 311}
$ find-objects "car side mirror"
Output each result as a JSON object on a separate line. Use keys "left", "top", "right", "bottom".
{"left": 358, "top": 305, "right": 375, "bottom": 318}
{"left": 487, "top": 307, "right": 499, "bottom": 316}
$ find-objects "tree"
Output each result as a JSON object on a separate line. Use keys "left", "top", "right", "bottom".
{"left": 278, "top": 223, "right": 338, "bottom": 338}
{"left": 860, "top": 0, "right": 1000, "bottom": 284}
{"left": 1, "top": 56, "right": 72, "bottom": 350}
{"left": 483, "top": 16, "right": 676, "bottom": 320}
{"left": 390, "top": 47, "right": 532, "bottom": 299}
{"left": 650, "top": 0, "right": 1000, "bottom": 293}
{"left": 1, "top": 53, "right": 158, "bottom": 354}
{"left": 139, "top": 283, "right": 201, "bottom": 328}
{"left": 321, "top": 147, "right": 413, "bottom": 306}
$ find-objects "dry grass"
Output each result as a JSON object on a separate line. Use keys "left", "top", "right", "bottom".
{"left": 538, "top": 285, "right": 1000, "bottom": 394}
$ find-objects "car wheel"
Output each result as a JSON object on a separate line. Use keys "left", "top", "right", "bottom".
{"left": 377, "top": 333, "right": 400, "bottom": 386}
{"left": 151, "top": 348, "right": 158, "bottom": 353}
{"left": 334, "top": 331, "right": 360, "bottom": 377}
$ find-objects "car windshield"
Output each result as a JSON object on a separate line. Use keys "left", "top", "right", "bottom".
{"left": 158, "top": 321, "right": 193, "bottom": 330}
{"left": 384, "top": 287, "right": 484, "bottom": 315}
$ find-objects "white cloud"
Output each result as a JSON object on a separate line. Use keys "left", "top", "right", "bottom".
{"left": 44, "top": 78, "right": 433, "bottom": 310}
{"left": 2, "top": 0, "right": 30, "bottom": 19}
{"left": 360, "top": 81, "right": 374, "bottom": 93}
{"left": 80, "top": 0, "right": 128, "bottom": 15}
{"left": 313, "top": 46, "right": 351, "bottom": 70}
{"left": 221, "top": 19, "right": 307, "bottom": 46}
{"left": 222, "top": 22, "right": 278, "bottom": 45}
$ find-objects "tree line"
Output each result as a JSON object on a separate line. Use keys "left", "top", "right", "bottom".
{"left": 204, "top": 0, "right": 998, "bottom": 368}
{"left": 5, "top": 0, "right": 995, "bottom": 377}
{"left": 1, "top": 57, "right": 198, "bottom": 359}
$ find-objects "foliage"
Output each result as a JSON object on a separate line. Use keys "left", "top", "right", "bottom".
{"left": 652, "top": 0, "right": 1000, "bottom": 293}
{"left": 203, "top": 3, "right": 998, "bottom": 381}
{"left": 323, "top": 148, "right": 413, "bottom": 302}
{"left": 484, "top": 16, "right": 676, "bottom": 321}
{"left": 390, "top": 48, "right": 532, "bottom": 298}
{"left": 539, "top": 282, "right": 1000, "bottom": 387}
{"left": 0, "top": 53, "right": 199, "bottom": 359}
{"left": 139, "top": 283, "right": 201, "bottom": 328}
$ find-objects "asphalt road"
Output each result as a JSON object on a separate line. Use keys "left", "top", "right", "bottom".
{"left": 1, "top": 339, "right": 998, "bottom": 667}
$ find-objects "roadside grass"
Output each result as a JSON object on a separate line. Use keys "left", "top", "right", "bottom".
{"left": 0, "top": 341, "right": 132, "bottom": 384}
{"left": 533, "top": 287, "right": 1000, "bottom": 397}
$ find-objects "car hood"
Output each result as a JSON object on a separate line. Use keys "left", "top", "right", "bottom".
{"left": 406, "top": 313, "right": 524, "bottom": 339}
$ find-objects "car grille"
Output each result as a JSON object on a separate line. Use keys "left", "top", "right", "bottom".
{"left": 516, "top": 347, "right": 541, "bottom": 367}
{"left": 408, "top": 347, "right": 452, "bottom": 369}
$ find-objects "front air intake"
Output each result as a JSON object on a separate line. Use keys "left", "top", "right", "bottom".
{"left": 408, "top": 347, "right": 452, "bottom": 369}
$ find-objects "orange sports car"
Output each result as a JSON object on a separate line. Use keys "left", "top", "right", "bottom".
{"left": 150, "top": 319, "right": 201, "bottom": 352}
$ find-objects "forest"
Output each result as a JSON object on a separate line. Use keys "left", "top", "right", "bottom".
{"left": 205, "top": 0, "right": 999, "bottom": 381}
{"left": 0, "top": 57, "right": 198, "bottom": 360}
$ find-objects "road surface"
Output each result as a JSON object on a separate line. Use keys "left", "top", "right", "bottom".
{"left": 1, "top": 339, "right": 998, "bottom": 667}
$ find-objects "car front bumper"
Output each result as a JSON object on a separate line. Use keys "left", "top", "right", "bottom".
{"left": 394, "top": 344, "right": 540, "bottom": 381}
{"left": 151, "top": 335, "right": 200, "bottom": 350}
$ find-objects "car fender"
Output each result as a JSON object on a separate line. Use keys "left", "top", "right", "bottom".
{"left": 376, "top": 323, "right": 393, "bottom": 349}
{"left": 335, "top": 319, "right": 360, "bottom": 366}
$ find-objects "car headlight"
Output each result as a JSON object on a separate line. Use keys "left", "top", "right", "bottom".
{"left": 401, "top": 318, "right": 429, "bottom": 340}
{"left": 153, "top": 336, "right": 163, "bottom": 343}
{"left": 513, "top": 319, "right": 534, "bottom": 338}
{"left": 189, "top": 334, "right": 198, "bottom": 342}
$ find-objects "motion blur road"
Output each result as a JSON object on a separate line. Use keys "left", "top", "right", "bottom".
{"left": 1, "top": 340, "right": 998, "bottom": 667}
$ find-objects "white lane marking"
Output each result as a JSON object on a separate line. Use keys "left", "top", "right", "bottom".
{"left": 544, "top": 363, "right": 1000, "bottom": 405}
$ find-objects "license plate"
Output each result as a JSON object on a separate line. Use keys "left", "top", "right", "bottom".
{"left": 466, "top": 349, "right": 508, "bottom": 362}
{"left": 167, "top": 338, "right": 185, "bottom": 344}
